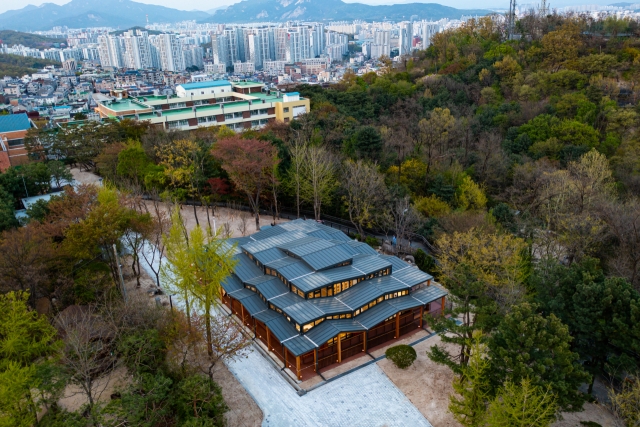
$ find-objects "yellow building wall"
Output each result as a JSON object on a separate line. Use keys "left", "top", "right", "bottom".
{"left": 275, "top": 98, "right": 311, "bottom": 123}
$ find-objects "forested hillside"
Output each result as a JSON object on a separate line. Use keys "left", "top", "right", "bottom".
{"left": 0, "top": 30, "right": 63, "bottom": 48}
{"left": 1, "top": 13, "right": 640, "bottom": 426}
{"left": 0, "top": 53, "right": 60, "bottom": 77}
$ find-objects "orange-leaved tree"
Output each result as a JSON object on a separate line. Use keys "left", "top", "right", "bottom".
{"left": 212, "top": 135, "right": 279, "bottom": 231}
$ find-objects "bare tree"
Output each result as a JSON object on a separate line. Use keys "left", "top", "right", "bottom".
{"left": 287, "top": 118, "right": 313, "bottom": 218}
{"left": 237, "top": 212, "right": 250, "bottom": 237}
{"left": 222, "top": 223, "right": 232, "bottom": 238}
{"left": 341, "top": 159, "right": 389, "bottom": 238}
{"left": 599, "top": 198, "right": 640, "bottom": 290}
{"left": 195, "top": 313, "right": 252, "bottom": 383}
{"left": 387, "top": 196, "right": 422, "bottom": 254}
{"left": 301, "top": 144, "right": 337, "bottom": 221}
{"left": 55, "top": 305, "right": 120, "bottom": 425}
{"left": 139, "top": 192, "right": 171, "bottom": 287}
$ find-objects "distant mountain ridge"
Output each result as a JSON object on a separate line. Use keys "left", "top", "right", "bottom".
{"left": 206, "top": 0, "right": 491, "bottom": 23}
{"left": 0, "top": 0, "right": 489, "bottom": 30}
{"left": 0, "top": 0, "right": 209, "bottom": 32}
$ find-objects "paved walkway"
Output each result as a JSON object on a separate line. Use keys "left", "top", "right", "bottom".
{"left": 139, "top": 241, "right": 433, "bottom": 427}
{"left": 228, "top": 349, "right": 432, "bottom": 427}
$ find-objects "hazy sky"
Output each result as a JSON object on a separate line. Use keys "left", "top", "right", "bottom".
{"left": 0, "top": 0, "right": 619, "bottom": 16}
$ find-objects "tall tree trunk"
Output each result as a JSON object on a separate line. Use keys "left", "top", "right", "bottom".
{"left": 205, "top": 201, "right": 212, "bottom": 232}
{"left": 193, "top": 203, "right": 199, "bottom": 227}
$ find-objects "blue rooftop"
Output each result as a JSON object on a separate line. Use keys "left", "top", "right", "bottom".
{"left": 178, "top": 80, "right": 231, "bottom": 90}
{"left": 0, "top": 114, "right": 31, "bottom": 133}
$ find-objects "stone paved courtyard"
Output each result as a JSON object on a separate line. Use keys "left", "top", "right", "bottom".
{"left": 227, "top": 348, "right": 433, "bottom": 427}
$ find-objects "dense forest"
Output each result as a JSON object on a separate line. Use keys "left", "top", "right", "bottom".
{"left": 1, "top": 12, "right": 640, "bottom": 427}
{"left": 0, "top": 53, "right": 61, "bottom": 78}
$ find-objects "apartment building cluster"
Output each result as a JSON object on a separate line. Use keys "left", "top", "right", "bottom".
{"left": 358, "top": 19, "right": 444, "bottom": 60}
{"left": 98, "top": 30, "right": 204, "bottom": 72}
{"left": 0, "top": 43, "right": 100, "bottom": 64}
{"left": 211, "top": 24, "right": 349, "bottom": 71}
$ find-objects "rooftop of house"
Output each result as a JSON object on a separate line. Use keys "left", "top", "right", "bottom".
{"left": 101, "top": 99, "right": 151, "bottom": 113}
{"left": 178, "top": 80, "right": 232, "bottom": 90}
{"left": 0, "top": 113, "right": 32, "bottom": 133}
{"left": 232, "top": 81, "right": 264, "bottom": 87}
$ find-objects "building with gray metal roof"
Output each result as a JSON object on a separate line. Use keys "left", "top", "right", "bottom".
{"left": 220, "top": 219, "right": 447, "bottom": 380}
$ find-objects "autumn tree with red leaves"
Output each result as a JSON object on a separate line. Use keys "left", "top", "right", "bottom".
{"left": 212, "top": 136, "right": 279, "bottom": 231}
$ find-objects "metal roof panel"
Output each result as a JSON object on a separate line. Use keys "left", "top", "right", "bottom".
{"left": 221, "top": 274, "right": 244, "bottom": 294}
{"left": 253, "top": 309, "right": 281, "bottom": 324}
{"left": 301, "top": 245, "right": 353, "bottom": 271}
{"left": 241, "top": 294, "right": 268, "bottom": 315}
{"left": 354, "top": 301, "right": 399, "bottom": 329}
{"left": 254, "top": 277, "right": 290, "bottom": 300}
{"left": 282, "top": 301, "right": 325, "bottom": 324}
{"left": 387, "top": 295, "right": 425, "bottom": 311}
{"left": 393, "top": 267, "right": 433, "bottom": 287}
{"left": 283, "top": 335, "right": 317, "bottom": 357}
{"left": 233, "top": 253, "right": 263, "bottom": 282}
{"left": 264, "top": 316, "right": 298, "bottom": 342}
{"left": 308, "top": 298, "right": 351, "bottom": 315}
{"left": 270, "top": 292, "right": 304, "bottom": 310}
{"left": 410, "top": 285, "right": 448, "bottom": 304}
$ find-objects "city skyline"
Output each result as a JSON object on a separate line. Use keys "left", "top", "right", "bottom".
{"left": 0, "top": 0, "right": 628, "bottom": 16}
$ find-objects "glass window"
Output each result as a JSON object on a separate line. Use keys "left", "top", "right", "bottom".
{"left": 284, "top": 107, "right": 289, "bottom": 113}
{"left": 321, "top": 288, "right": 327, "bottom": 298}
{"left": 308, "top": 292, "right": 314, "bottom": 299}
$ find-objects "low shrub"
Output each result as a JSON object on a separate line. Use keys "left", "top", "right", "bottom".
{"left": 385, "top": 344, "right": 417, "bottom": 369}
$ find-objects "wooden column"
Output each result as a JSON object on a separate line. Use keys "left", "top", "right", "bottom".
{"left": 441, "top": 296, "right": 446, "bottom": 316}
{"left": 314, "top": 349, "right": 318, "bottom": 372}
{"left": 296, "top": 356, "right": 301, "bottom": 380}
{"left": 266, "top": 326, "right": 271, "bottom": 351}
{"left": 363, "top": 331, "right": 367, "bottom": 352}
{"left": 240, "top": 304, "right": 245, "bottom": 325}
{"left": 395, "top": 312, "right": 400, "bottom": 339}
{"left": 283, "top": 345, "right": 287, "bottom": 368}
{"left": 337, "top": 334, "right": 342, "bottom": 363}
{"left": 253, "top": 318, "right": 257, "bottom": 338}
{"left": 419, "top": 306, "right": 424, "bottom": 328}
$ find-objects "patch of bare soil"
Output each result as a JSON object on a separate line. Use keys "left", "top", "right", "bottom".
{"left": 378, "top": 334, "right": 462, "bottom": 427}
{"left": 167, "top": 203, "right": 289, "bottom": 237}
{"left": 553, "top": 404, "right": 619, "bottom": 427}
{"left": 70, "top": 168, "right": 103, "bottom": 186}
{"left": 211, "top": 363, "right": 263, "bottom": 427}
{"left": 378, "top": 334, "right": 619, "bottom": 427}
{"left": 57, "top": 366, "right": 129, "bottom": 413}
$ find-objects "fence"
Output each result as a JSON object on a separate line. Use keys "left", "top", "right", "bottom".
{"left": 161, "top": 197, "right": 437, "bottom": 255}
